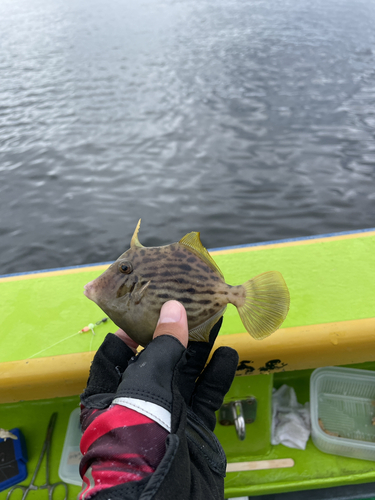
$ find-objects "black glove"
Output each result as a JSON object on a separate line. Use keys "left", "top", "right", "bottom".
{"left": 81, "top": 316, "right": 239, "bottom": 500}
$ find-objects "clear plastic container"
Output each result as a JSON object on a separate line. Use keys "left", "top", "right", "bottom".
{"left": 310, "top": 367, "right": 375, "bottom": 461}
{"left": 58, "top": 407, "right": 83, "bottom": 485}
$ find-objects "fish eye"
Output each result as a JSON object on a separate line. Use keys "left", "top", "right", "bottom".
{"left": 119, "top": 261, "right": 133, "bottom": 274}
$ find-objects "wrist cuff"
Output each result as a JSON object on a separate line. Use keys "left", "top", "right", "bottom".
{"left": 113, "top": 397, "right": 172, "bottom": 432}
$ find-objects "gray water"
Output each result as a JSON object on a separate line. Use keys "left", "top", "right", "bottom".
{"left": 1, "top": 0, "right": 375, "bottom": 275}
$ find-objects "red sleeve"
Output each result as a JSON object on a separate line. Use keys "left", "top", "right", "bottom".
{"left": 79, "top": 404, "right": 168, "bottom": 500}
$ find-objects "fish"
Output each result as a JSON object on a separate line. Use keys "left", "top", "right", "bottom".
{"left": 84, "top": 220, "right": 290, "bottom": 346}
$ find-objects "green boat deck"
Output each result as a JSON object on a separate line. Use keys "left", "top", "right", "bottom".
{"left": 1, "top": 229, "right": 375, "bottom": 498}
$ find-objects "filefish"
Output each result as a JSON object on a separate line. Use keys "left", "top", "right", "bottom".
{"left": 84, "top": 220, "right": 290, "bottom": 346}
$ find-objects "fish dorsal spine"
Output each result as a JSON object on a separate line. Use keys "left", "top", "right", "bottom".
{"left": 130, "top": 219, "right": 144, "bottom": 248}
{"left": 179, "top": 232, "right": 224, "bottom": 279}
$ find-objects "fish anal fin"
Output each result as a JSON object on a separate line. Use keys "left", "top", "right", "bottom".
{"left": 188, "top": 307, "right": 227, "bottom": 342}
{"left": 236, "top": 271, "right": 290, "bottom": 340}
{"left": 179, "top": 232, "right": 224, "bottom": 279}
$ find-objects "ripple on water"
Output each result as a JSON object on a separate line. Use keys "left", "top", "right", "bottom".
{"left": 1, "top": 0, "right": 375, "bottom": 274}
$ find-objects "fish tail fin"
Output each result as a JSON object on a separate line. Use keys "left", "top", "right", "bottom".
{"left": 237, "top": 271, "right": 290, "bottom": 340}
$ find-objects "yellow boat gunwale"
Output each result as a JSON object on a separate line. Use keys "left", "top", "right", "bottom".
{"left": 1, "top": 227, "right": 375, "bottom": 404}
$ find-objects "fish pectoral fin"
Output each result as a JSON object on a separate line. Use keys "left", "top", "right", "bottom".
{"left": 188, "top": 307, "right": 227, "bottom": 342}
{"left": 133, "top": 280, "right": 151, "bottom": 304}
{"left": 236, "top": 271, "right": 290, "bottom": 340}
{"left": 179, "top": 232, "right": 224, "bottom": 279}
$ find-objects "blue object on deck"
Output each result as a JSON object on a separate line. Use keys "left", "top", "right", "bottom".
{"left": 0, "top": 428, "right": 27, "bottom": 492}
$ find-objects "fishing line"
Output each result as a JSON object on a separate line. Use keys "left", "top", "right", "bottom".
{"left": 0, "top": 318, "right": 110, "bottom": 381}
{"left": 27, "top": 318, "right": 108, "bottom": 360}
{"left": 89, "top": 332, "right": 94, "bottom": 352}
{"left": 28, "top": 331, "right": 82, "bottom": 359}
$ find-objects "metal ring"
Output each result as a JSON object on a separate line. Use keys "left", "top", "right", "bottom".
{"left": 232, "top": 401, "right": 246, "bottom": 441}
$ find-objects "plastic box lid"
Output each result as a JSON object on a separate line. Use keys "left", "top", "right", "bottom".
{"left": 310, "top": 366, "right": 375, "bottom": 461}
{"left": 58, "top": 407, "right": 83, "bottom": 486}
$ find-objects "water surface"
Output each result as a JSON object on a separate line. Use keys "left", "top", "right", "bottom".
{"left": 1, "top": 0, "right": 375, "bottom": 274}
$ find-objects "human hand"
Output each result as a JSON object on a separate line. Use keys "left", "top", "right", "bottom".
{"left": 80, "top": 300, "right": 239, "bottom": 500}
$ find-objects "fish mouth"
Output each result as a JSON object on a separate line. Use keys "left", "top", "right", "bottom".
{"left": 84, "top": 281, "right": 95, "bottom": 301}
{"left": 83, "top": 280, "right": 106, "bottom": 308}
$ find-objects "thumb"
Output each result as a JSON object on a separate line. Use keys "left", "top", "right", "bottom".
{"left": 153, "top": 300, "right": 189, "bottom": 348}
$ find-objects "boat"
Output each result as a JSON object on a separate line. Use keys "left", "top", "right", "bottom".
{"left": 1, "top": 228, "right": 375, "bottom": 498}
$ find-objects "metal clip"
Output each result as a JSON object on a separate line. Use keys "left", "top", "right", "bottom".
{"left": 218, "top": 398, "right": 257, "bottom": 441}
{"left": 232, "top": 401, "right": 246, "bottom": 440}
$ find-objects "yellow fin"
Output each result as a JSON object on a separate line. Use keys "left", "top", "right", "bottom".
{"left": 130, "top": 219, "right": 144, "bottom": 248}
{"left": 189, "top": 307, "right": 227, "bottom": 342}
{"left": 179, "top": 232, "right": 224, "bottom": 279}
{"left": 237, "top": 271, "right": 290, "bottom": 340}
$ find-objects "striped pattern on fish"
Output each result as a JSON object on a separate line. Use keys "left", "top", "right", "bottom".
{"left": 84, "top": 220, "right": 290, "bottom": 346}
